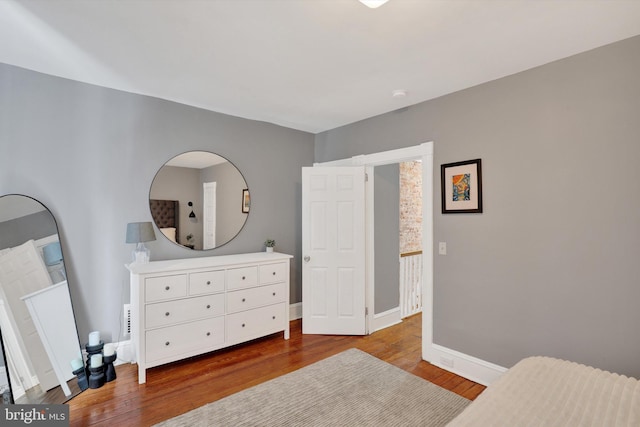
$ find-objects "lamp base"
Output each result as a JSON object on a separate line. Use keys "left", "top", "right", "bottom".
{"left": 133, "top": 242, "right": 150, "bottom": 264}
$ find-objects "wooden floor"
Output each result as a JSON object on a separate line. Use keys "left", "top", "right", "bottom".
{"left": 17, "top": 378, "right": 81, "bottom": 405}
{"left": 68, "top": 314, "right": 485, "bottom": 426}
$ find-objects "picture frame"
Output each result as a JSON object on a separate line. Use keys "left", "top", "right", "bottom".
{"left": 441, "top": 158, "right": 483, "bottom": 214}
{"left": 242, "top": 189, "right": 250, "bottom": 213}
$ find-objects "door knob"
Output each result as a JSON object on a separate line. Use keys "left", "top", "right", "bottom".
{"left": 304, "top": 256, "right": 310, "bottom": 262}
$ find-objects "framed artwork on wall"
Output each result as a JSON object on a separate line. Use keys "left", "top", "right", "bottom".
{"left": 242, "top": 189, "right": 250, "bottom": 213}
{"left": 441, "top": 158, "right": 483, "bottom": 214}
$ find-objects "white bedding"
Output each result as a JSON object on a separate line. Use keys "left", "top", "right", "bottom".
{"left": 448, "top": 356, "right": 640, "bottom": 426}
{"left": 160, "top": 227, "right": 176, "bottom": 243}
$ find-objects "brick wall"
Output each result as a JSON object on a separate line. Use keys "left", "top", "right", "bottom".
{"left": 399, "top": 161, "right": 422, "bottom": 254}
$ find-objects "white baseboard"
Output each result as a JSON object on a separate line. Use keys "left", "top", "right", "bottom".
{"left": 372, "top": 307, "right": 402, "bottom": 332}
{"left": 429, "top": 343, "right": 507, "bottom": 386}
{"left": 289, "top": 302, "right": 302, "bottom": 320}
{"left": 110, "top": 304, "right": 504, "bottom": 387}
{"left": 292, "top": 303, "right": 401, "bottom": 333}
{"left": 112, "top": 340, "right": 135, "bottom": 366}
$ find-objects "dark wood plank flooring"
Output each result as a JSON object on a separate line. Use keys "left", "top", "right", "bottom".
{"left": 17, "top": 378, "right": 81, "bottom": 405}
{"left": 68, "top": 314, "right": 485, "bottom": 426}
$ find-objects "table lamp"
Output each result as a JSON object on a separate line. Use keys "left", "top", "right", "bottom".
{"left": 126, "top": 222, "right": 156, "bottom": 264}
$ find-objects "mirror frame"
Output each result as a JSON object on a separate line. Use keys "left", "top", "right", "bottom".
{"left": 0, "top": 194, "right": 84, "bottom": 405}
{"left": 149, "top": 151, "right": 250, "bottom": 250}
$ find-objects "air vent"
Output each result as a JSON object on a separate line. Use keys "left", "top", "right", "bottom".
{"left": 123, "top": 304, "right": 131, "bottom": 336}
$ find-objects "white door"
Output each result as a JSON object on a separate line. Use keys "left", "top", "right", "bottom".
{"left": 302, "top": 166, "right": 366, "bottom": 335}
{"left": 203, "top": 181, "right": 216, "bottom": 249}
{"left": 0, "top": 240, "right": 58, "bottom": 391}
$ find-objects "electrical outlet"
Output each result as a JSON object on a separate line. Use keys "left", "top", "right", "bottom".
{"left": 438, "top": 242, "right": 447, "bottom": 255}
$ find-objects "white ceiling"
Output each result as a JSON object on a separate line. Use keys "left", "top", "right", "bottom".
{"left": 1, "top": 0, "right": 639, "bottom": 134}
{"left": 165, "top": 151, "right": 228, "bottom": 169}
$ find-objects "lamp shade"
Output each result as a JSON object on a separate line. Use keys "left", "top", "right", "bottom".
{"left": 126, "top": 222, "right": 156, "bottom": 244}
{"left": 43, "top": 242, "right": 63, "bottom": 266}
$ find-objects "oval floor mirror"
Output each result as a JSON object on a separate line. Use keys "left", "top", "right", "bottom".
{"left": 0, "top": 194, "right": 84, "bottom": 404}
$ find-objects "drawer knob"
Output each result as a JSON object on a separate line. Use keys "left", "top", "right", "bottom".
{"left": 206, "top": 281, "right": 211, "bottom": 285}
{"left": 206, "top": 304, "right": 211, "bottom": 309}
{"left": 242, "top": 323, "right": 246, "bottom": 328}
{"left": 272, "top": 316, "right": 276, "bottom": 320}
{"left": 165, "top": 312, "right": 170, "bottom": 317}
{"left": 242, "top": 298, "right": 246, "bottom": 302}
{"left": 206, "top": 332, "right": 211, "bottom": 336}
{"left": 165, "top": 341, "right": 170, "bottom": 346}
{"left": 272, "top": 292, "right": 276, "bottom": 296}
{"left": 272, "top": 272, "right": 276, "bottom": 276}
{"left": 242, "top": 276, "right": 246, "bottom": 280}
{"left": 165, "top": 286, "right": 170, "bottom": 291}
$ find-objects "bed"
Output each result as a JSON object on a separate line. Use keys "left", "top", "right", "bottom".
{"left": 149, "top": 199, "right": 179, "bottom": 243}
{"left": 448, "top": 356, "right": 640, "bottom": 426}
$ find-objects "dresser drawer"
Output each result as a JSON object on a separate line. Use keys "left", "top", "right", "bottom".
{"left": 259, "top": 262, "right": 288, "bottom": 285}
{"left": 190, "top": 270, "right": 225, "bottom": 295}
{"left": 226, "top": 282, "right": 286, "bottom": 314}
{"left": 226, "top": 303, "right": 286, "bottom": 342}
{"left": 145, "top": 294, "right": 225, "bottom": 329}
{"left": 227, "top": 266, "right": 258, "bottom": 290}
{"left": 145, "top": 275, "right": 187, "bottom": 302}
{"left": 145, "top": 316, "right": 225, "bottom": 363}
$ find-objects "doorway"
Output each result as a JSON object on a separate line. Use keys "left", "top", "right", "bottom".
{"left": 373, "top": 160, "right": 423, "bottom": 323}
{"left": 310, "top": 142, "right": 434, "bottom": 362}
{"left": 202, "top": 181, "right": 216, "bottom": 249}
{"left": 398, "top": 160, "right": 423, "bottom": 318}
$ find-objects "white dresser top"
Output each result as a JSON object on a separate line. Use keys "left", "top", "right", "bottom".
{"left": 127, "top": 252, "right": 293, "bottom": 275}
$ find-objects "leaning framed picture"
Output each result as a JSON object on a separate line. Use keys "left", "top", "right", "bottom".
{"left": 242, "top": 189, "right": 250, "bottom": 213}
{"left": 441, "top": 159, "right": 483, "bottom": 214}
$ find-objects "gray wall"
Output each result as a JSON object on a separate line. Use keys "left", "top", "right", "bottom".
{"left": 0, "top": 210, "right": 57, "bottom": 250}
{"left": 374, "top": 164, "right": 400, "bottom": 314}
{"left": 315, "top": 35, "right": 640, "bottom": 378}
{"left": 0, "top": 63, "right": 314, "bottom": 344}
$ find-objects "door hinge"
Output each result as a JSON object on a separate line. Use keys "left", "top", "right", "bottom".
{"left": 365, "top": 173, "right": 369, "bottom": 182}
{"left": 365, "top": 307, "right": 369, "bottom": 316}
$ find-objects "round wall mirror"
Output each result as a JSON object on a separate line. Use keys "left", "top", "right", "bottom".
{"left": 149, "top": 151, "right": 249, "bottom": 250}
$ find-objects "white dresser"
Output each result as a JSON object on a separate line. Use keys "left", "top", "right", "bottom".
{"left": 127, "top": 252, "right": 292, "bottom": 384}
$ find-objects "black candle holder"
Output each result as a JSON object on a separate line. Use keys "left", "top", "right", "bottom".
{"left": 104, "top": 352, "right": 117, "bottom": 382}
{"left": 85, "top": 341, "right": 105, "bottom": 389}
{"left": 72, "top": 366, "right": 89, "bottom": 391}
{"left": 85, "top": 341, "right": 104, "bottom": 371}
{"left": 88, "top": 365, "right": 105, "bottom": 389}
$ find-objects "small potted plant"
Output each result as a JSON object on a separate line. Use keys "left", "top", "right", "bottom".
{"left": 264, "top": 239, "right": 275, "bottom": 253}
{"left": 185, "top": 233, "right": 194, "bottom": 249}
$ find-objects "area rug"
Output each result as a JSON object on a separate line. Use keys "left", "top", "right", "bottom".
{"left": 155, "top": 348, "right": 470, "bottom": 427}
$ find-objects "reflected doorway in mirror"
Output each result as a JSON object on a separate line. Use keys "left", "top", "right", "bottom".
{"left": 242, "top": 189, "right": 250, "bottom": 214}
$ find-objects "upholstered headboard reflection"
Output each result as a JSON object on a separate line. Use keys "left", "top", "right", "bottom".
{"left": 149, "top": 199, "right": 179, "bottom": 242}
